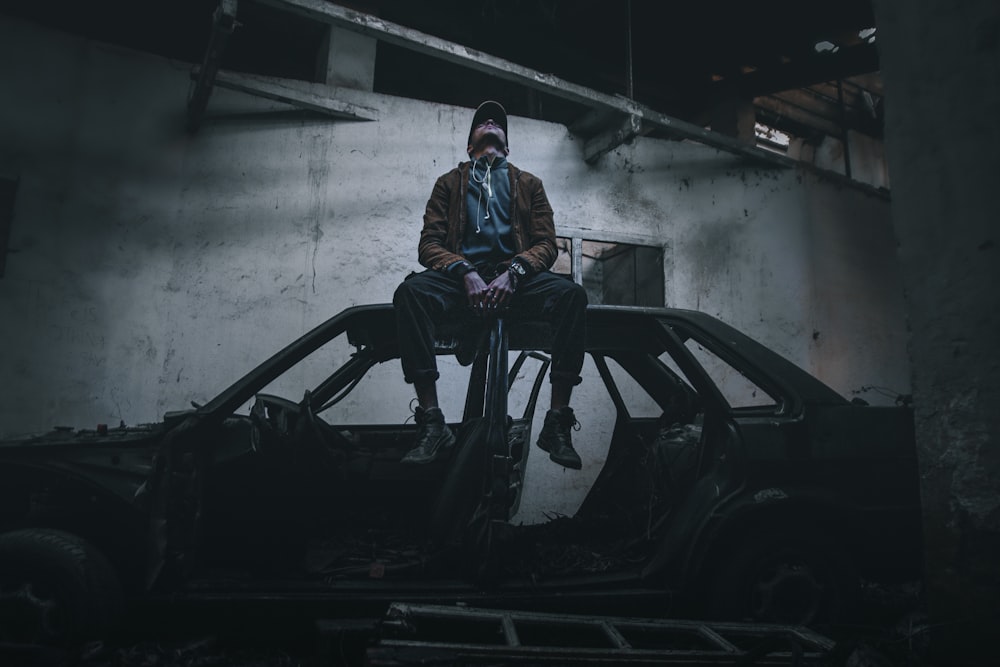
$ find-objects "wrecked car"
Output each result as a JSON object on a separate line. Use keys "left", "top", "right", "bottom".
{"left": 0, "top": 304, "right": 923, "bottom": 644}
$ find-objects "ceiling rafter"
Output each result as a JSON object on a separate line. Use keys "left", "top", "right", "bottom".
{"left": 235, "top": 0, "right": 792, "bottom": 166}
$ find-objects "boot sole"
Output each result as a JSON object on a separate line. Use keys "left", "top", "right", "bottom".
{"left": 536, "top": 437, "right": 582, "bottom": 470}
{"left": 548, "top": 451, "right": 582, "bottom": 470}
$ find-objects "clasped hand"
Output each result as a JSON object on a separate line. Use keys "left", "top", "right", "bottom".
{"left": 464, "top": 271, "right": 514, "bottom": 314}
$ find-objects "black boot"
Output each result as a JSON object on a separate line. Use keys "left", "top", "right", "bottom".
{"left": 537, "top": 407, "right": 582, "bottom": 469}
{"left": 401, "top": 407, "right": 456, "bottom": 465}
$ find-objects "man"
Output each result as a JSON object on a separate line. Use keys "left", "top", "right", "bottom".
{"left": 394, "top": 100, "right": 587, "bottom": 469}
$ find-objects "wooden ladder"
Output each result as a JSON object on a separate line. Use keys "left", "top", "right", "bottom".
{"left": 370, "top": 602, "right": 837, "bottom": 665}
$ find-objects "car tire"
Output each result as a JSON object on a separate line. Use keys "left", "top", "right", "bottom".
{"left": 0, "top": 528, "right": 124, "bottom": 645}
{"left": 701, "top": 525, "right": 859, "bottom": 627}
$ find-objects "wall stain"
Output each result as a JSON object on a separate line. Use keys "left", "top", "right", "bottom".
{"left": 308, "top": 134, "right": 331, "bottom": 295}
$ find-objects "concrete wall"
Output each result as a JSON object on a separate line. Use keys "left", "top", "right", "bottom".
{"left": 873, "top": 0, "right": 1000, "bottom": 660}
{"left": 0, "top": 19, "right": 908, "bottom": 521}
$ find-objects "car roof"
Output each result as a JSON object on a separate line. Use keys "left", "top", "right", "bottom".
{"left": 644, "top": 306, "right": 848, "bottom": 406}
{"left": 199, "top": 303, "right": 846, "bottom": 420}
{"left": 340, "top": 304, "right": 851, "bottom": 407}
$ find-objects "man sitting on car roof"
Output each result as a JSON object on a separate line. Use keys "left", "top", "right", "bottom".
{"left": 393, "top": 100, "right": 588, "bottom": 469}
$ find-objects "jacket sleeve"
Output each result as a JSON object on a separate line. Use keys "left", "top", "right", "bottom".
{"left": 417, "top": 172, "right": 465, "bottom": 271}
{"left": 515, "top": 179, "right": 558, "bottom": 273}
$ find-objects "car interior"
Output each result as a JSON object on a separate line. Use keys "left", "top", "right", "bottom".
{"left": 187, "top": 312, "right": 720, "bottom": 591}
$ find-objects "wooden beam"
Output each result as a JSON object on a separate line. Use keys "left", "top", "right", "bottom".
{"left": 568, "top": 107, "right": 620, "bottom": 136}
{"left": 731, "top": 43, "right": 880, "bottom": 100}
{"left": 192, "top": 68, "right": 380, "bottom": 121}
{"left": 254, "top": 0, "right": 792, "bottom": 167}
{"left": 314, "top": 25, "right": 376, "bottom": 90}
{"left": 754, "top": 96, "right": 843, "bottom": 139}
{"left": 187, "top": 0, "right": 239, "bottom": 133}
{"left": 254, "top": 0, "right": 625, "bottom": 108}
{"left": 583, "top": 114, "right": 644, "bottom": 164}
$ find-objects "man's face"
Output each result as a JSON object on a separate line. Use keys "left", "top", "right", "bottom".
{"left": 468, "top": 118, "right": 508, "bottom": 153}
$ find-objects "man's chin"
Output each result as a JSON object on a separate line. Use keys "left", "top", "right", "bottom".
{"left": 479, "top": 139, "right": 507, "bottom": 153}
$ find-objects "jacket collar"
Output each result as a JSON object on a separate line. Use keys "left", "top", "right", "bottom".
{"left": 470, "top": 154, "right": 507, "bottom": 169}
{"left": 460, "top": 159, "right": 518, "bottom": 178}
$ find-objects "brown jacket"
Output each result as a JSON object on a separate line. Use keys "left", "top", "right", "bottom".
{"left": 417, "top": 161, "right": 557, "bottom": 275}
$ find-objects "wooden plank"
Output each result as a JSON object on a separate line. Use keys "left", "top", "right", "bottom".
{"left": 386, "top": 603, "right": 830, "bottom": 642}
{"left": 584, "top": 114, "right": 644, "bottom": 164}
{"left": 770, "top": 88, "right": 843, "bottom": 123}
{"left": 192, "top": 68, "right": 380, "bottom": 121}
{"left": 187, "top": 0, "right": 239, "bottom": 132}
{"left": 599, "top": 621, "right": 632, "bottom": 649}
{"left": 569, "top": 107, "right": 620, "bottom": 136}
{"left": 254, "top": 0, "right": 628, "bottom": 109}
{"left": 254, "top": 0, "right": 793, "bottom": 167}
{"left": 696, "top": 624, "right": 740, "bottom": 653}
{"left": 788, "top": 626, "right": 838, "bottom": 652}
{"left": 500, "top": 614, "right": 521, "bottom": 647}
{"left": 381, "top": 603, "right": 836, "bottom": 663}
{"left": 378, "top": 639, "right": 825, "bottom": 665}
{"left": 754, "top": 96, "right": 843, "bottom": 138}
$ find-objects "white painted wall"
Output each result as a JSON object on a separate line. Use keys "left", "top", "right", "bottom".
{"left": 0, "top": 19, "right": 909, "bottom": 521}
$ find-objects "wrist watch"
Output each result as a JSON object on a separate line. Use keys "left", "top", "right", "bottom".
{"left": 508, "top": 259, "right": 527, "bottom": 290}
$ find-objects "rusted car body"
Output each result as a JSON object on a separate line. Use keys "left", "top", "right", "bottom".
{"left": 0, "top": 304, "right": 923, "bottom": 643}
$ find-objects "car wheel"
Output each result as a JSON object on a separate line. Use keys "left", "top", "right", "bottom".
{"left": 703, "top": 526, "right": 858, "bottom": 626}
{"left": 0, "top": 529, "right": 124, "bottom": 645}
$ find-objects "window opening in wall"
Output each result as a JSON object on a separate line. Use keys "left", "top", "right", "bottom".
{"left": 555, "top": 236, "right": 665, "bottom": 307}
{"left": 0, "top": 176, "right": 17, "bottom": 279}
{"left": 755, "top": 122, "right": 790, "bottom": 154}
{"left": 581, "top": 239, "right": 663, "bottom": 307}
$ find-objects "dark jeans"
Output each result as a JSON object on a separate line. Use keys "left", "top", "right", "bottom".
{"left": 393, "top": 269, "right": 588, "bottom": 387}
